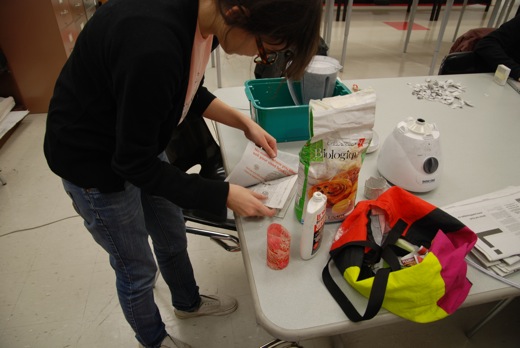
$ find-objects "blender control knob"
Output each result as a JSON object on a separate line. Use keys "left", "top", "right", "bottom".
{"left": 423, "top": 157, "right": 439, "bottom": 174}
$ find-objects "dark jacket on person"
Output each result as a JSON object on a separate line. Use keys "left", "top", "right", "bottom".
{"left": 474, "top": 15, "right": 520, "bottom": 80}
{"left": 44, "top": 0, "right": 228, "bottom": 215}
{"left": 449, "top": 28, "right": 495, "bottom": 54}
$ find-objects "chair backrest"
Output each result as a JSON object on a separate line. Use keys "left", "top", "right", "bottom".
{"left": 439, "top": 26, "right": 497, "bottom": 76}
{"left": 438, "top": 51, "right": 492, "bottom": 76}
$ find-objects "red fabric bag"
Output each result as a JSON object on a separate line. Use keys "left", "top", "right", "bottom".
{"left": 322, "top": 186, "right": 477, "bottom": 323}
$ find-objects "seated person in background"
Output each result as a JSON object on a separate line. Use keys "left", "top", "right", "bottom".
{"left": 474, "top": 15, "right": 520, "bottom": 81}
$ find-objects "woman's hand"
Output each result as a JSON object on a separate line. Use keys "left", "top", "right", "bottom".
{"left": 203, "top": 98, "right": 278, "bottom": 158}
{"left": 227, "top": 184, "right": 276, "bottom": 217}
{"left": 243, "top": 120, "right": 278, "bottom": 158}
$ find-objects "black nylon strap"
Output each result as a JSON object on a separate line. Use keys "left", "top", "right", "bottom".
{"left": 381, "top": 247, "right": 401, "bottom": 271}
{"left": 322, "top": 219, "right": 409, "bottom": 322}
{"left": 322, "top": 259, "right": 391, "bottom": 322}
{"left": 322, "top": 260, "right": 365, "bottom": 322}
{"left": 330, "top": 239, "right": 380, "bottom": 258}
{"left": 381, "top": 219, "right": 408, "bottom": 271}
{"left": 382, "top": 219, "right": 408, "bottom": 247}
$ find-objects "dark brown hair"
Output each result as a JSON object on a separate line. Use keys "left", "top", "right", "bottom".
{"left": 217, "top": 0, "right": 323, "bottom": 79}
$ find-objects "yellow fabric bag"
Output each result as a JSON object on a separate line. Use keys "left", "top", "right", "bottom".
{"left": 322, "top": 187, "right": 477, "bottom": 323}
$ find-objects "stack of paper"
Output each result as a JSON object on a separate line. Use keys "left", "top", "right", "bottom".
{"left": 442, "top": 186, "right": 520, "bottom": 277}
{"left": 0, "top": 96, "right": 15, "bottom": 124}
{"left": 0, "top": 96, "right": 29, "bottom": 141}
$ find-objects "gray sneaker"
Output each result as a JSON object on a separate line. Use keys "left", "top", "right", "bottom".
{"left": 138, "top": 334, "right": 191, "bottom": 348}
{"left": 174, "top": 294, "right": 238, "bottom": 319}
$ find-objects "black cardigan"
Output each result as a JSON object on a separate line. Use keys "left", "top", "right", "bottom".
{"left": 44, "top": 0, "right": 228, "bottom": 215}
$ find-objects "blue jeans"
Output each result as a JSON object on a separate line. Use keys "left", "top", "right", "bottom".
{"left": 62, "top": 176, "right": 200, "bottom": 348}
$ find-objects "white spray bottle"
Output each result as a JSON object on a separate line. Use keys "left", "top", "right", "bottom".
{"left": 300, "top": 191, "right": 327, "bottom": 260}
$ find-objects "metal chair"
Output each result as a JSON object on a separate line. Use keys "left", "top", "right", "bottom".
{"left": 166, "top": 110, "right": 240, "bottom": 252}
{"left": 437, "top": 51, "right": 492, "bottom": 75}
{"left": 183, "top": 210, "right": 239, "bottom": 252}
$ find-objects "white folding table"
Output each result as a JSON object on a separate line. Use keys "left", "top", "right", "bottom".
{"left": 214, "top": 73, "right": 520, "bottom": 346}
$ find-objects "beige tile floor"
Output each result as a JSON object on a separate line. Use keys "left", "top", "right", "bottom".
{"left": 1, "top": 5, "right": 520, "bottom": 348}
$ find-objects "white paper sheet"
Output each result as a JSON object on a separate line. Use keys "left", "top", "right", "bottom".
{"left": 0, "top": 110, "right": 29, "bottom": 140}
{"left": 226, "top": 141, "right": 299, "bottom": 210}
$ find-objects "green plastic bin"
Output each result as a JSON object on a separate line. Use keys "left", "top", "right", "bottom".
{"left": 244, "top": 78, "right": 351, "bottom": 142}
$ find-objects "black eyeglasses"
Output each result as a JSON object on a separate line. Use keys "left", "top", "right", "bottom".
{"left": 254, "top": 36, "right": 278, "bottom": 65}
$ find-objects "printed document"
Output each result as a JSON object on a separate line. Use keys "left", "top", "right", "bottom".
{"left": 226, "top": 141, "right": 299, "bottom": 210}
{"left": 442, "top": 186, "right": 520, "bottom": 276}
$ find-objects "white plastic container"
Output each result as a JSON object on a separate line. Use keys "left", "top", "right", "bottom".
{"left": 300, "top": 191, "right": 327, "bottom": 260}
{"left": 494, "top": 64, "right": 511, "bottom": 86}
